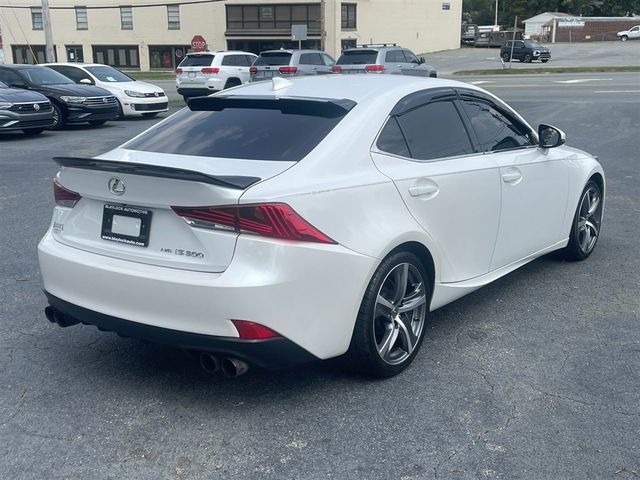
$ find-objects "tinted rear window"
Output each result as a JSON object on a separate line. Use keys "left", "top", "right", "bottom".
{"left": 125, "top": 102, "right": 348, "bottom": 161}
{"left": 254, "top": 52, "right": 292, "bottom": 66}
{"left": 179, "top": 54, "right": 215, "bottom": 67}
{"left": 337, "top": 50, "right": 378, "bottom": 65}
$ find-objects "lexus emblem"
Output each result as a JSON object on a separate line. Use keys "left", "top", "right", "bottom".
{"left": 33, "top": 103, "right": 40, "bottom": 111}
{"left": 108, "top": 177, "right": 125, "bottom": 196}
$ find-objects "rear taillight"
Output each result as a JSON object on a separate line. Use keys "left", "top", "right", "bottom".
{"left": 278, "top": 66, "right": 298, "bottom": 74}
{"left": 171, "top": 203, "right": 336, "bottom": 244}
{"left": 53, "top": 178, "right": 81, "bottom": 208}
{"left": 175, "top": 67, "right": 183, "bottom": 74}
{"left": 249, "top": 66, "right": 257, "bottom": 74}
{"left": 231, "top": 320, "right": 279, "bottom": 339}
{"left": 201, "top": 67, "right": 220, "bottom": 74}
{"left": 364, "top": 64, "right": 385, "bottom": 72}
{"left": 331, "top": 65, "right": 342, "bottom": 72}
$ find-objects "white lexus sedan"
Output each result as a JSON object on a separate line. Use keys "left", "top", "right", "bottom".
{"left": 38, "top": 75, "right": 604, "bottom": 378}
{"left": 44, "top": 63, "right": 168, "bottom": 118}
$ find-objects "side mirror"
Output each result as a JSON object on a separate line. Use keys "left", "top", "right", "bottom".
{"left": 79, "top": 78, "right": 93, "bottom": 85}
{"left": 419, "top": 57, "right": 426, "bottom": 64}
{"left": 538, "top": 124, "right": 566, "bottom": 149}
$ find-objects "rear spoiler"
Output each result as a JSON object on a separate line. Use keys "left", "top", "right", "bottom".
{"left": 187, "top": 95, "right": 357, "bottom": 118}
{"left": 53, "top": 157, "right": 261, "bottom": 190}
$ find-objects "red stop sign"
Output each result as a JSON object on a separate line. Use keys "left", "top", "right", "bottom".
{"left": 191, "top": 35, "right": 208, "bottom": 52}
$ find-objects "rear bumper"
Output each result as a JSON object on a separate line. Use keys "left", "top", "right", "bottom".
{"left": 38, "top": 230, "right": 376, "bottom": 360}
{"left": 45, "top": 292, "right": 317, "bottom": 368}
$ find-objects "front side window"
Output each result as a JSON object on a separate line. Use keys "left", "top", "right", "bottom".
{"left": 395, "top": 101, "right": 474, "bottom": 161}
{"left": 404, "top": 50, "right": 419, "bottom": 63}
{"left": 341, "top": 3, "right": 356, "bottom": 29}
{"left": 86, "top": 65, "right": 133, "bottom": 82}
{"left": 31, "top": 7, "right": 43, "bottom": 30}
{"left": 75, "top": 7, "right": 88, "bottom": 30}
{"left": 459, "top": 98, "right": 533, "bottom": 152}
{"left": 120, "top": 6, "right": 133, "bottom": 30}
{"left": 167, "top": 5, "right": 180, "bottom": 29}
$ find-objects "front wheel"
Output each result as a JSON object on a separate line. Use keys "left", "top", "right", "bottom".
{"left": 348, "top": 251, "right": 430, "bottom": 377}
{"left": 49, "top": 103, "right": 65, "bottom": 130}
{"left": 523, "top": 54, "right": 532, "bottom": 63}
{"left": 501, "top": 53, "right": 511, "bottom": 62}
{"left": 620, "top": 35, "right": 628, "bottom": 42}
{"left": 541, "top": 59, "right": 549, "bottom": 63}
{"left": 560, "top": 180, "right": 603, "bottom": 261}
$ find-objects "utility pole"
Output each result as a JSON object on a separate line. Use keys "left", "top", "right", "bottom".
{"left": 320, "top": 0, "right": 326, "bottom": 51}
{"left": 494, "top": 0, "right": 498, "bottom": 26}
{"left": 41, "top": 0, "right": 55, "bottom": 62}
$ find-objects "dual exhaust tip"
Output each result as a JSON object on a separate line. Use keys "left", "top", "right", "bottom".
{"left": 200, "top": 352, "right": 250, "bottom": 378}
{"left": 45, "top": 307, "right": 250, "bottom": 378}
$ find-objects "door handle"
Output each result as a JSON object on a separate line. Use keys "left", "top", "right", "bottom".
{"left": 409, "top": 184, "right": 439, "bottom": 197}
{"left": 501, "top": 171, "right": 522, "bottom": 183}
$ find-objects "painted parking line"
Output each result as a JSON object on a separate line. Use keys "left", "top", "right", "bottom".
{"left": 593, "top": 90, "right": 640, "bottom": 93}
{"left": 554, "top": 79, "right": 612, "bottom": 84}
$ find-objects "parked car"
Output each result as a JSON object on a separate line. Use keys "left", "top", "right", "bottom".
{"left": 332, "top": 44, "right": 437, "bottom": 77}
{"left": 0, "top": 80, "right": 55, "bottom": 135}
{"left": 44, "top": 63, "right": 167, "bottom": 118}
{"left": 249, "top": 50, "right": 335, "bottom": 82}
{"left": 39, "top": 76, "right": 604, "bottom": 378}
{"left": 617, "top": 25, "right": 640, "bottom": 41}
{"left": 0, "top": 65, "right": 118, "bottom": 129}
{"left": 175, "top": 50, "right": 257, "bottom": 101}
{"left": 501, "top": 40, "right": 551, "bottom": 63}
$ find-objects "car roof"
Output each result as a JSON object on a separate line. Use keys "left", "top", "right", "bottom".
{"left": 186, "top": 51, "right": 255, "bottom": 55}
{"left": 0, "top": 64, "right": 42, "bottom": 70}
{"left": 343, "top": 45, "right": 403, "bottom": 52}
{"left": 222, "top": 74, "right": 481, "bottom": 105}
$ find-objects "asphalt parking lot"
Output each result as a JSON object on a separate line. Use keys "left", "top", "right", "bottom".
{"left": 1, "top": 72, "right": 639, "bottom": 479}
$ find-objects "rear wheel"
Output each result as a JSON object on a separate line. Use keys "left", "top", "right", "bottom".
{"left": 348, "top": 251, "right": 429, "bottom": 378}
{"left": 49, "top": 103, "right": 65, "bottom": 130}
{"left": 224, "top": 78, "right": 241, "bottom": 89}
{"left": 22, "top": 128, "right": 44, "bottom": 135}
{"left": 560, "top": 180, "right": 603, "bottom": 261}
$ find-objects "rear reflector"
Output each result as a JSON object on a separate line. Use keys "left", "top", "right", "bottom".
{"left": 331, "top": 65, "right": 342, "bottom": 72}
{"left": 201, "top": 67, "right": 220, "bottom": 74}
{"left": 249, "top": 66, "right": 257, "bottom": 74}
{"left": 175, "top": 67, "right": 183, "bottom": 74}
{"left": 231, "top": 320, "right": 279, "bottom": 339}
{"left": 171, "top": 203, "right": 336, "bottom": 244}
{"left": 53, "top": 178, "right": 81, "bottom": 208}
{"left": 278, "top": 66, "right": 298, "bottom": 74}
{"left": 364, "top": 64, "right": 385, "bottom": 72}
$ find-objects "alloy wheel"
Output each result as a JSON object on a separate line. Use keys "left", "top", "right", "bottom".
{"left": 577, "top": 186, "right": 602, "bottom": 255}
{"left": 373, "top": 263, "right": 427, "bottom": 365}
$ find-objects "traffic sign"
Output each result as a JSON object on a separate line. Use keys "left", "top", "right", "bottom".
{"left": 191, "top": 35, "right": 208, "bottom": 52}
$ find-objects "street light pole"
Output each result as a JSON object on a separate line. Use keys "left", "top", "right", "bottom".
{"left": 41, "top": 0, "right": 55, "bottom": 62}
{"left": 494, "top": 0, "right": 498, "bottom": 26}
{"left": 320, "top": 0, "right": 326, "bottom": 51}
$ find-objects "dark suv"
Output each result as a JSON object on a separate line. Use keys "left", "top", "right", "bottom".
{"left": 501, "top": 40, "right": 551, "bottom": 63}
{"left": 333, "top": 44, "right": 437, "bottom": 77}
{"left": 0, "top": 65, "right": 118, "bottom": 129}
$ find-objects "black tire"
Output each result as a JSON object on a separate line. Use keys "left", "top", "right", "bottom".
{"left": 541, "top": 59, "right": 549, "bottom": 63}
{"left": 141, "top": 112, "right": 159, "bottom": 118}
{"left": 89, "top": 120, "right": 107, "bottom": 126}
{"left": 560, "top": 180, "right": 603, "bottom": 261}
{"left": 116, "top": 100, "right": 124, "bottom": 118}
{"left": 620, "top": 35, "right": 628, "bottom": 42}
{"left": 347, "top": 251, "right": 430, "bottom": 378}
{"left": 523, "top": 54, "right": 532, "bottom": 63}
{"left": 224, "top": 78, "right": 241, "bottom": 89}
{"left": 49, "top": 102, "right": 65, "bottom": 130}
{"left": 501, "top": 53, "right": 511, "bottom": 62}
{"left": 22, "top": 128, "right": 44, "bottom": 135}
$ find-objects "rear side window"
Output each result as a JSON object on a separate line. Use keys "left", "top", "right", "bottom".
{"left": 395, "top": 101, "right": 473, "bottom": 161}
{"left": 385, "top": 50, "right": 405, "bottom": 63}
{"left": 299, "top": 53, "right": 323, "bottom": 65}
{"left": 336, "top": 50, "right": 378, "bottom": 65}
{"left": 179, "top": 54, "right": 215, "bottom": 67}
{"left": 254, "top": 52, "right": 292, "bottom": 66}
{"left": 221, "top": 55, "right": 238, "bottom": 66}
{"left": 459, "top": 98, "right": 533, "bottom": 152}
{"left": 124, "top": 101, "right": 350, "bottom": 161}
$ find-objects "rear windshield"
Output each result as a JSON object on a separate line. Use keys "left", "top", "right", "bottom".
{"left": 124, "top": 101, "right": 349, "bottom": 161}
{"left": 337, "top": 50, "right": 378, "bottom": 65}
{"left": 179, "top": 54, "right": 215, "bottom": 67}
{"left": 254, "top": 52, "right": 292, "bottom": 66}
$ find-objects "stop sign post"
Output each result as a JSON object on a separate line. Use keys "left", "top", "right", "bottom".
{"left": 191, "top": 35, "right": 208, "bottom": 52}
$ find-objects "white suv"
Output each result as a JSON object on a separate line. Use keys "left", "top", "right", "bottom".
{"left": 617, "top": 25, "right": 640, "bottom": 41}
{"left": 176, "top": 51, "right": 257, "bottom": 101}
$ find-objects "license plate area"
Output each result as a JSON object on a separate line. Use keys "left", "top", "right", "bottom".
{"left": 101, "top": 204, "right": 152, "bottom": 247}
{"left": 188, "top": 72, "right": 196, "bottom": 77}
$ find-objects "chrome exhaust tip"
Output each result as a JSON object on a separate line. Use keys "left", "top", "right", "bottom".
{"left": 199, "top": 353, "right": 221, "bottom": 374}
{"left": 221, "top": 357, "right": 249, "bottom": 378}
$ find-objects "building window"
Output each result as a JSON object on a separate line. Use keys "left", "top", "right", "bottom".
{"left": 75, "top": 7, "right": 88, "bottom": 30}
{"left": 341, "top": 4, "right": 356, "bottom": 29}
{"left": 442, "top": 3, "right": 451, "bottom": 10}
{"left": 149, "top": 45, "right": 190, "bottom": 69}
{"left": 66, "top": 45, "right": 84, "bottom": 62}
{"left": 31, "top": 7, "right": 43, "bottom": 30}
{"left": 12, "top": 45, "right": 56, "bottom": 64}
{"left": 341, "top": 38, "right": 357, "bottom": 51}
{"left": 120, "top": 6, "right": 133, "bottom": 30}
{"left": 92, "top": 45, "right": 139, "bottom": 68}
{"left": 226, "top": 4, "right": 320, "bottom": 31}
{"left": 167, "top": 5, "right": 180, "bottom": 29}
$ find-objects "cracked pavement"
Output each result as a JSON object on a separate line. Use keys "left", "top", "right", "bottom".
{"left": 1, "top": 73, "right": 639, "bottom": 479}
